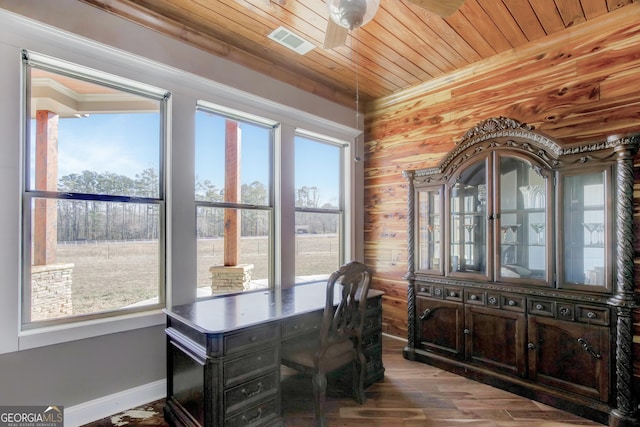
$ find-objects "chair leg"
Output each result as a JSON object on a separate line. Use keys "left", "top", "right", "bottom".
{"left": 352, "top": 351, "right": 367, "bottom": 404}
{"left": 312, "top": 372, "right": 328, "bottom": 427}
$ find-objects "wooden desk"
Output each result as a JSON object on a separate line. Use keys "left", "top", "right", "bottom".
{"left": 163, "top": 282, "right": 384, "bottom": 427}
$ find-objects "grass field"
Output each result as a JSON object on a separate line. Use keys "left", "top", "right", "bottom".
{"left": 53, "top": 234, "right": 339, "bottom": 316}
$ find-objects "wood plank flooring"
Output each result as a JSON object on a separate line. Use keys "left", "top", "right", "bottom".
{"left": 82, "top": 335, "right": 605, "bottom": 426}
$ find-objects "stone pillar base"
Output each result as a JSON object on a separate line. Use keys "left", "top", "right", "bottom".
{"left": 209, "top": 264, "right": 254, "bottom": 293}
{"left": 31, "top": 263, "right": 74, "bottom": 321}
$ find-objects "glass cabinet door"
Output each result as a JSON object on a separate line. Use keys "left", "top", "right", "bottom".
{"left": 497, "top": 155, "right": 548, "bottom": 282}
{"left": 417, "top": 187, "right": 442, "bottom": 273}
{"left": 560, "top": 170, "right": 608, "bottom": 289}
{"left": 449, "top": 159, "right": 487, "bottom": 276}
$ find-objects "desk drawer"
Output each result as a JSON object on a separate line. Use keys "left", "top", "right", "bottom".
{"left": 281, "top": 311, "right": 323, "bottom": 340}
{"left": 224, "top": 323, "right": 280, "bottom": 355}
{"left": 225, "top": 371, "right": 279, "bottom": 416}
{"left": 225, "top": 397, "right": 279, "bottom": 427}
{"left": 224, "top": 346, "right": 279, "bottom": 387}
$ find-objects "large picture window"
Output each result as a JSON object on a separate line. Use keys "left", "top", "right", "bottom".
{"left": 22, "top": 52, "right": 168, "bottom": 328}
{"left": 195, "top": 102, "right": 275, "bottom": 297}
{"left": 294, "top": 134, "right": 344, "bottom": 282}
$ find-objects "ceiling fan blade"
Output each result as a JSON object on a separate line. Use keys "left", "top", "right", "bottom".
{"left": 405, "top": 0, "right": 465, "bottom": 17}
{"left": 323, "top": 19, "right": 348, "bottom": 49}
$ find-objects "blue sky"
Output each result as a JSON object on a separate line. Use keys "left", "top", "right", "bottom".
{"left": 35, "top": 112, "right": 340, "bottom": 204}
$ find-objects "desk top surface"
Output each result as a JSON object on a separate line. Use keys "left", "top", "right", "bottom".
{"left": 164, "top": 282, "right": 383, "bottom": 334}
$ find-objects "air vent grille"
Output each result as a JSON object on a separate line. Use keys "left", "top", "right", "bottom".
{"left": 268, "top": 26, "right": 315, "bottom": 55}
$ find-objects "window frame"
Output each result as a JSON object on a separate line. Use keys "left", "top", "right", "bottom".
{"left": 294, "top": 130, "right": 347, "bottom": 281}
{"left": 195, "top": 101, "right": 278, "bottom": 294}
{"left": 21, "top": 50, "right": 170, "bottom": 330}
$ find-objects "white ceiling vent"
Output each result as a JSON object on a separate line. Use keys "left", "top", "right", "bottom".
{"left": 268, "top": 26, "right": 315, "bottom": 55}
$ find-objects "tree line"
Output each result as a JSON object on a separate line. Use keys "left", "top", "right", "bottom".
{"left": 55, "top": 170, "right": 338, "bottom": 242}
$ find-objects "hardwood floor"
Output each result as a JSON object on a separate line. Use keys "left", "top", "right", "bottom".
{"left": 83, "top": 335, "right": 605, "bottom": 426}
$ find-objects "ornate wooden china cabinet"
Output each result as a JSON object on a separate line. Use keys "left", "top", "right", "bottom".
{"left": 403, "top": 117, "right": 639, "bottom": 427}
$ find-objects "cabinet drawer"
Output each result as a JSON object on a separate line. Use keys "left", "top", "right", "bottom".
{"left": 225, "top": 323, "right": 280, "bottom": 355}
{"left": 576, "top": 305, "right": 609, "bottom": 326}
{"left": 415, "top": 283, "right": 444, "bottom": 298}
{"left": 444, "top": 286, "right": 463, "bottom": 301}
{"left": 501, "top": 294, "right": 525, "bottom": 312}
{"left": 225, "top": 371, "right": 279, "bottom": 416}
{"left": 465, "top": 289, "right": 485, "bottom": 305}
{"left": 281, "top": 311, "right": 322, "bottom": 340}
{"left": 225, "top": 397, "right": 279, "bottom": 427}
{"left": 224, "top": 346, "right": 279, "bottom": 387}
{"left": 486, "top": 292, "right": 524, "bottom": 312}
{"left": 528, "top": 298, "right": 555, "bottom": 317}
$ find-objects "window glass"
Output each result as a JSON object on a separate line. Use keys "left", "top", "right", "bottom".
{"left": 195, "top": 106, "right": 274, "bottom": 297}
{"left": 294, "top": 135, "right": 343, "bottom": 282}
{"left": 23, "top": 61, "right": 166, "bottom": 327}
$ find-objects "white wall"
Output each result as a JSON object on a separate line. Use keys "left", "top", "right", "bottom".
{"left": 0, "top": 1, "right": 362, "bottom": 424}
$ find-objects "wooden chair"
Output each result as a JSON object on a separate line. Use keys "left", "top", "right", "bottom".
{"left": 281, "top": 260, "right": 372, "bottom": 427}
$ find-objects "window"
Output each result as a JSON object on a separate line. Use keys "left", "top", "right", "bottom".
{"left": 294, "top": 133, "right": 344, "bottom": 282}
{"left": 22, "top": 52, "right": 168, "bottom": 328}
{"left": 195, "top": 102, "right": 275, "bottom": 297}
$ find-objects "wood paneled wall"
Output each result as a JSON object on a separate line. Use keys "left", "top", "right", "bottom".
{"left": 363, "top": 2, "right": 640, "bottom": 376}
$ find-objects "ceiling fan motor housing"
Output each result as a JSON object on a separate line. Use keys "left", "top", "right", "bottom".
{"left": 327, "top": 0, "right": 380, "bottom": 30}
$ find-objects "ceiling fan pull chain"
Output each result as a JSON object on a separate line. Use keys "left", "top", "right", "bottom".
{"left": 354, "top": 32, "right": 362, "bottom": 162}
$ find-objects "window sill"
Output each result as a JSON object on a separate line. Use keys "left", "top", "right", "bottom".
{"left": 18, "top": 309, "right": 165, "bottom": 351}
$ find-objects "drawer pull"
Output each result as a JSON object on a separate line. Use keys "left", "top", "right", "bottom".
{"left": 587, "top": 311, "right": 597, "bottom": 319}
{"left": 250, "top": 335, "right": 258, "bottom": 342}
{"left": 488, "top": 296, "right": 498, "bottom": 305}
{"left": 507, "top": 300, "right": 516, "bottom": 306}
{"left": 242, "top": 408, "right": 263, "bottom": 424}
{"left": 241, "top": 382, "right": 263, "bottom": 398}
{"left": 449, "top": 291, "right": 457, "bottom": 297}
{"left": 578, "top": 337, "right": 602, "bottom": 359}
{"left": 420, "top": 287, "right": 427, "bottom": 293}
{"left": 470, "top": 295, "right": 478, "bottom": 301}
{"left": 535, "top": 303, "right": 543, "bottom": 310}
{"left": 463, "top": 328, "right": 470, "bottom": 335}
{"left": 434, "top": 288, "right": 442, "bottom": 296}
{"left": 528, "top": 342, "right": 536, "bottom": 350}
{"left": 560, "top": 307, "right": 571, "bottom": 317}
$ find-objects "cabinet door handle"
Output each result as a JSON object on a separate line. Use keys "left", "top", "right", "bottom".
{"left": 577, "top": 337, "right": 602, "bottom": 359}
{"left": 527, "top": 342, "right": 536, "bottom": 350}
{"left": 420, "top": 308, "right": 433, "bottom": 320}
{"left": 463, "top": 328, "right": 470, "bottom": 335}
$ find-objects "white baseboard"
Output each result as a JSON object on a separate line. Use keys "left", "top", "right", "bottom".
{"left": 382, "top": 332, "right": 407, "bottom": 342}
{"left": 64, "top": 379, "right": 166, "bottom": 427}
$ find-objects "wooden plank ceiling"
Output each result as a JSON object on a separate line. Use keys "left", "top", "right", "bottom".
{"left": 80, "top": 0, "right": 636, "bottom": 109}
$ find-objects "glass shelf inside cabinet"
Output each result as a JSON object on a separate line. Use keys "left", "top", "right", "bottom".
{"left": 563, "top": 171, "right": 606, "bottom": 287}
{"left": 417, "top": 188, "right": 442, "bottom": 272}
{"left": 498, "top": 156, "right": 547, "bottom": 281}
{"left": 450, "top": 160, "right": 486, "bottom": 275}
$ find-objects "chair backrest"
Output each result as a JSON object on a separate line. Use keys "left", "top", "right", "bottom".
{"left": 320, "top": 261, "right": 372, "bottom": 349}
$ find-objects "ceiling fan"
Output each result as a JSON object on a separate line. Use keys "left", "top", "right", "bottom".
{"left": 323, "top": 0, "right": 465, "bottom": 48}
